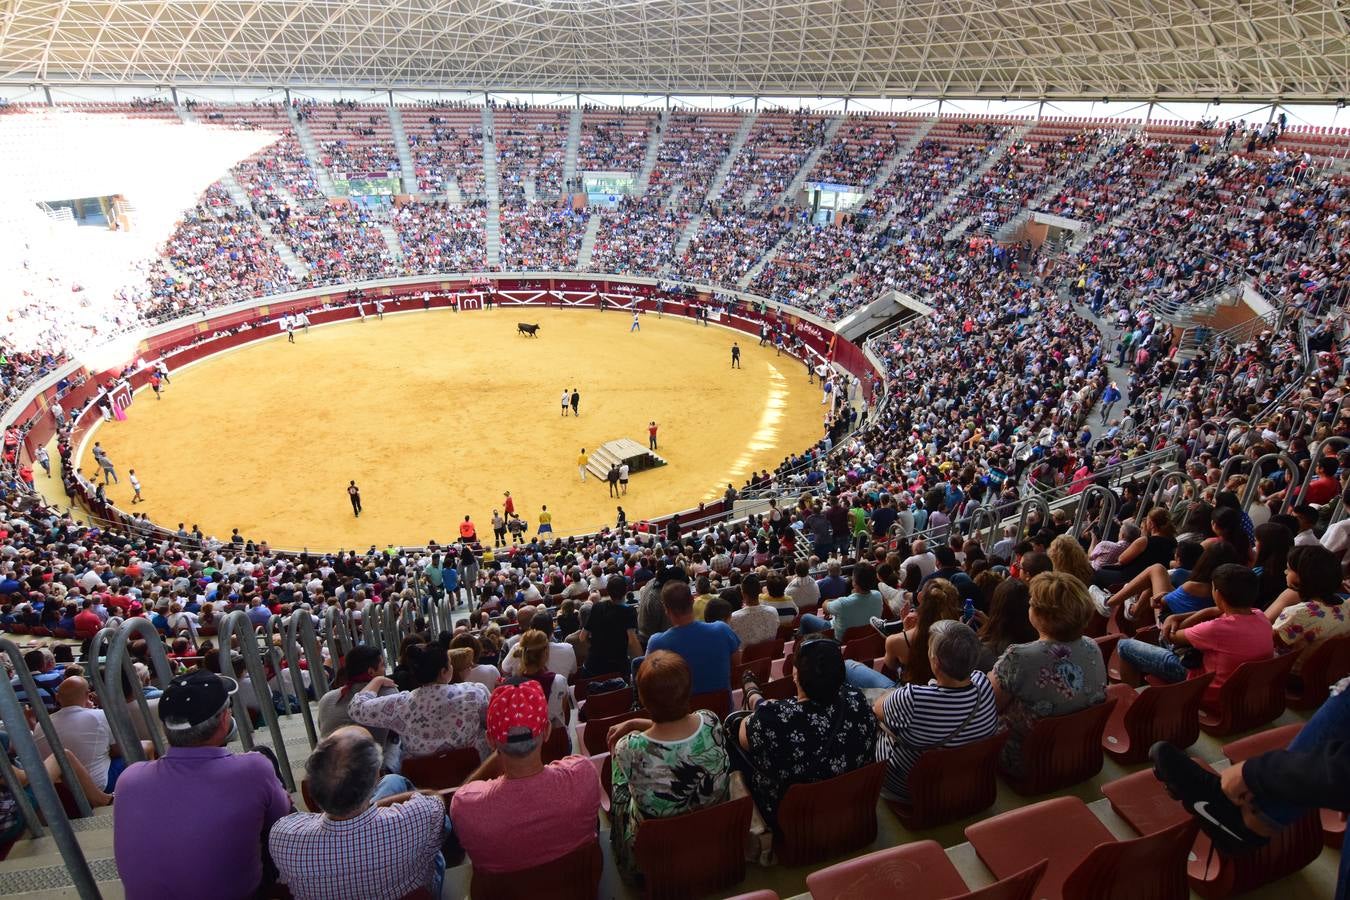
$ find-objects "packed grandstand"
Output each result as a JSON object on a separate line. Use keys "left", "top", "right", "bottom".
{"left": 0, "top": 7, "right": 1347, "bottom": 900}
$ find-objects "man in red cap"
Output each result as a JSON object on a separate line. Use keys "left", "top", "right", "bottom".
{"left": 450, "top": 681, "right": 601, "bottom": 874}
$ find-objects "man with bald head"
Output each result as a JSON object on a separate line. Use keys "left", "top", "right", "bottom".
{"left": 270, "top": 726, "right": 447, "bottom": 900}
{"left": 32, "top": 676, "right": 123, "bottom": 792}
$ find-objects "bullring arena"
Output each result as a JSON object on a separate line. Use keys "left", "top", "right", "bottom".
{"left": 71, "top": 300, "right": 831, "bottom": 547}
{"left": 0, "top": 1, "right": 1347, "bottom": 899}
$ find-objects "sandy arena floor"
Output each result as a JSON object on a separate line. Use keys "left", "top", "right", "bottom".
{"left": 76, "top": 307, "right": 826, "bottom": 549}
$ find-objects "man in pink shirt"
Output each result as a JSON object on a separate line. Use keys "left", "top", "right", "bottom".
{"left": 451, "top": 681, "right": 601, "bottom": 874}
{"left": 1118, "top": 564, "right": 1272, "bottom": 706}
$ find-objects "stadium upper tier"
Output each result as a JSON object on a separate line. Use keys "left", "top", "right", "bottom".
{"left": 0, "top": 100, "right": 1345, "bottom": 369}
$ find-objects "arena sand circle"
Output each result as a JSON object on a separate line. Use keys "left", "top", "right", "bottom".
{"left": 79, "top": 307, "right": 828, "bottom": 548}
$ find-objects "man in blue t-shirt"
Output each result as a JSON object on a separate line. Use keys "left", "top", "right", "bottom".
{"left": 646, "top": 581, "right": 741, "bottom": 694}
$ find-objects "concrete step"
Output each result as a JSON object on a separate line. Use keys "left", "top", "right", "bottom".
{"left": 576, "top": 214, "right": 602, "bottom": 269}
{"left": 738, "top": 226, "right": 796, "bottom": 289}
{"left": 918, "top": 121, "right": 1033, "bottom": 228}
{"left": 376, "top": 221, "right": 404, "bottom": 262}
{"left": 706, "top": 111, "right": 757, "bottom": 203}
{"left": 855, "top": 117, "right": 937, "bottom": 213}
{"left": 779, "top": 116, "right": 846, "bottom": 205}
{"left": 634, "top": 110, "right": 665, "bottom": 197}
{"left": 562, "top": 106, "right": 583, "bottom": 192}
{"left": 387, "top": 105, "right": 419, "bottom": 196}
{"left": 288, "top": 107, "right": 339, "bottom": 199}
{"left": 481, "top": 105, "right": 502, "bottom": 267}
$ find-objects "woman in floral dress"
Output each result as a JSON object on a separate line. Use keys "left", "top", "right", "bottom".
{"left": 606, "top": 651, "right": 730, "bottom": 881}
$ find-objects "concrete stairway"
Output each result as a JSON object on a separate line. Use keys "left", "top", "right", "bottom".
{"left": 778, "top": 116, "right": 846, "bottom": 205}
{"left": 481, "top": 105, "right": 502, "bottom": 268}
{"left": 917, "top": 122, "right": 1033, "bottom": 227}
{"left": 173, "top": 104, "right": 197, "bottom": 125}
{"left": 705, "top": 111, "right": 758, "bottom": 203}
{"left": 445, "top": 177, "right": 464, "bottom": 206}
{"left": 576, "top": 214, "right": 602, "bottom": 269}
{"left": 562, "top": 106, "right": 583, "bottom": 191}
{"left": 387, "top": 105, "right": 419, "bottom": 196}
{"left": 287, "top": 106, "right": 339, "bottom": 199}
{"left": 857, "top": 117, "right": 937, "bottom": 208}
{"left": 810, "top": 272, "right": 857, "bottom": 309}
{"left": 1068, "top": 157, "right": 1202, "bottom": 252}
{"left": 669, "top": 212, "right": 704, "bottom": 265}
{"left": 738, "top": 226, "right": 797, "bottom": 289}
{"left": 376, "top": 221, "right": 404, "bottom": 262}
{"left": 217, "top": 171, "right": 309, "bottom": 280}
{"left": 634, "top": 110, "right": 665, "bottom": 197}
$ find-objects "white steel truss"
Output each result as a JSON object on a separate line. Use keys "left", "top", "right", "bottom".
{"left": 0, "top": 0, "right": 1345, "bottom": 101}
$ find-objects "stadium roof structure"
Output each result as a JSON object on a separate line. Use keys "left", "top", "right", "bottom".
{"left": 0, "top": 0, "right": 1346, "bottom": 102}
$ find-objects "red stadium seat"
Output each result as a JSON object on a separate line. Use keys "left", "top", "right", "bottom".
{"left": 806, "top": 839, "right": 1047, "bottom": 900}
{"left": 540, "top": 723, "right": 571, "bottom": 763}
{"left": 1101, "top": 674, "right": 1213, "bottom": 763}
{"left": 632, "top": 795, "right": 753, "bottom": 900}
{"left": 966, "top": 795, "right": 1195, "bottom": 900}
{"left": 572, "top": 671, "right": 623, "bottom": 702}
{"left": 887, "top": 731, "right": 1008, "bottom": 829}
{"left": 688, "top": 690, "right": 731, "bottom": 719}
{"left": 579, "top": 707, "right": 650, "bottom": 756}
{"left": 577, "top": 684, "right": 633, "bottom": 721}
{"left": 1198, "top": 652, "right": 1298, "bottom": 736}
{"left": 400, "top": 747, "right": 480, "bottom": 790}
{"left": 469, "top": 837, "right": 603, "bottom": 900}
{"left": 741, "top": 638, "right": 784, "bottom": 662}
{"left": 1000, "top": 698, "right": 1115, "bottom": 795}
{"left": 1100, "top": 764, "right": 1324, "bottom": 898}
{"left": 775, "top": 761, "right": 886, "bottom": 865}
{"left": 730, "top": 657, "right": 772, "bottom": 687}
{"left": 1285, "top": 635, "right": 1350, "bottom": 709}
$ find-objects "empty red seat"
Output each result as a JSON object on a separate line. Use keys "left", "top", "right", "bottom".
{"left": 843, "top": 631, "right": 885, "bottom": 662}
{"left": 1100, "top": 764, "right": 1324, "bottom": 898}
{"left": 775, "top": 761, "right": 887, "bottom": 865}
{"left": 1220, "top": 722, "right": 1302, "bottom": 763}
{"left": 540, "top": 724, "right": 571, "bottom": 763}
{"left": 1092, "top": 633, "right": 1122, "bottom": 666}
{"left": 731, "top": 657, "right": 772, "bottom": 686}
{"left": 886, "top": 731, "right": 1008, "bottom": 829}
{"left": 400, "top": 747, "right": 480, "bottom": 790}
{"left": 469, "top": 838, "right": 603, "bottom": 899}
{"left": 1286, "top": 635, "right": 1350, "bottom": 709}
{"left": 580, "top": 707, "right": 650, "bottom": 756}
{"left": 966, "top": 795, "right": 1195, "bottom": 900}
{"left": 578, "top": 685, "right": 633, "bottom": 721}
{"left": 1101, "top": 674, "right": 1213, "bottom": 763}
{"left": 742, "top": 638, "right": 785, "bottom": 662}
{"left": 633, "top": 795, "right": 754, "bottom": 900}
{"left": 761, "top": 676, "right": 796, "bottom": 700}
{"left": 806, "top": 839, "right": 1047, "bottom": 900}
{"left": 1000, "top": 698, "right": 1116, "bottom": 795}
{"left": 1198, "top": 652, "right": 1298, "bottom": 736}
{"left": 689, "top": 689, "right": 731, "bottom": 719}
{"left": 722, "top": 893, "right": 779, "bottom": 900}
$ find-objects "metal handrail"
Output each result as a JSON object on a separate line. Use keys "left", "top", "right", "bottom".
{"left": 1070, "top": 484, "right": 1119, "bottom": 540}
{"left": 213, "top": 610, "right": 296, "bottom": 791}
{"left": 281, "top": 610, "right": 328, "bottom": 750}
{"left": 102, "top": 617, "right": 175, "bottom": 762}
{"left": 0, "top": 659, "right": 100, "bottom": 899}
{"left": 1239, "top": 452, "right": 1302, "bottom": 515}
{"left": 0, "top": 638, "right": 93, "bottom": 819}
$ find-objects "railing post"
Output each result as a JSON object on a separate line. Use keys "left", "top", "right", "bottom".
{"left": 0, "top": 638, "right": 93, "bottom": 818}
{"left": 103, "top": 618, "right": 176, "bottom": 762}
{"left": 0, "top": 673, "right": 101, "bottom": 899}
{"left": 214, "top": 610, "right": 296, "bottom": 791}
{"left": 281, "top": 610, "right": 326, "bottom": 750}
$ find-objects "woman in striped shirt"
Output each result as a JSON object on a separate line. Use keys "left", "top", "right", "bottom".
{"left": 873, "top": 620, "right": 1000, "bottom": 802}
